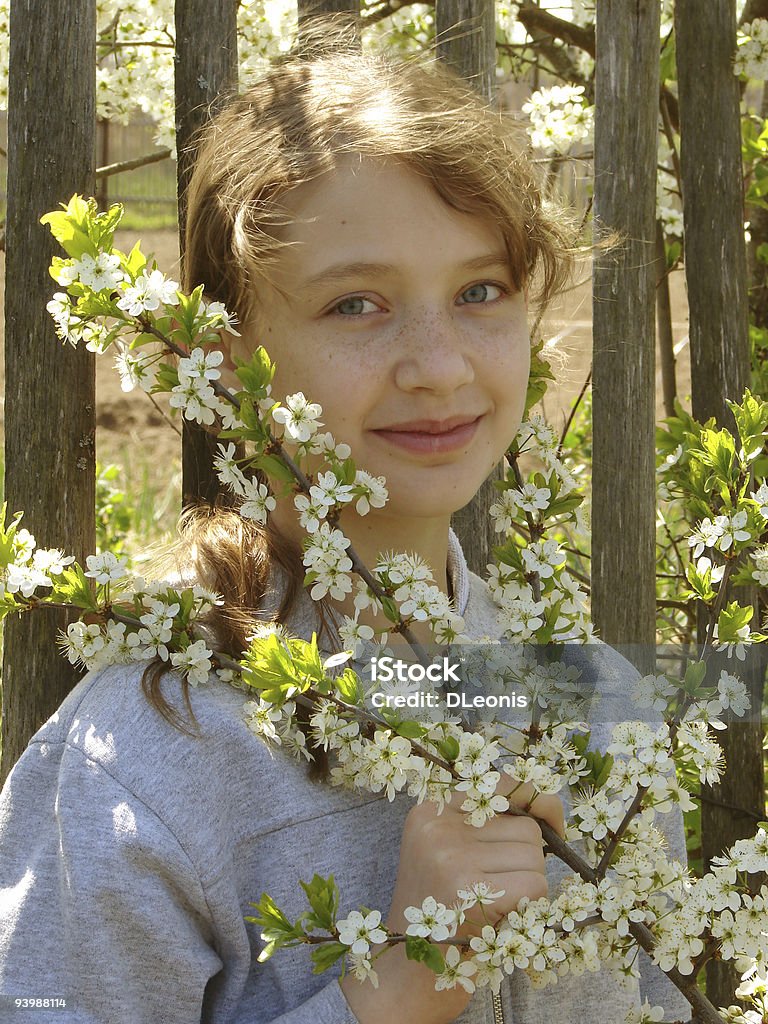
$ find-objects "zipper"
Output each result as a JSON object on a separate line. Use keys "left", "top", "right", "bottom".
{"left": 492, "top": 989, "right": 505, "bottom": 1023}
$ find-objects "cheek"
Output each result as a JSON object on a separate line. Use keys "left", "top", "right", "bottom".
{"left": 487, "top": 325, "right": 531, "bottom": 400}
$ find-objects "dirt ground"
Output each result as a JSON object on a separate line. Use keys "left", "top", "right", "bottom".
{"left": 0, "top": 227, "right": 692, "bottom": 516}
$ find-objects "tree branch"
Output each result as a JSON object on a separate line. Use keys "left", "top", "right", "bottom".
{"left": 97, "top": 148, "right": 173, "bottom": 179}
{"left": 515, "top": 2, "right": 595, "bottom": 57}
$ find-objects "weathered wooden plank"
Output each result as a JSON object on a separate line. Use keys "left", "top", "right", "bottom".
{"left": 1, "top": 0, "right": 96, "bottom": 784}
{"left": 591, "top": 1, "right": 660, "bottom": 659}
{"left": 675, "top": 0, "right": 763, "bottom": 1008}
{"left": 436, "top": 0, "right": 496, "bottom": 103}
{"left": 434, "top": 0, "right": 500, "bottom": 575}
{"left": 175, "top": 0, "right": 239, "bottom": 507}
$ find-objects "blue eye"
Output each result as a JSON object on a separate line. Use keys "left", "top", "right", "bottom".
{"left": 331, "top": 296, "right": 380, "bottom": 316}
{"left": 458, "top": 282, "right": 506, "bottom": 304}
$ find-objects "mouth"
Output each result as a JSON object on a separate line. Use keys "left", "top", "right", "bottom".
{"left": 370, "top": 415, "right": 483, "bottom": 454}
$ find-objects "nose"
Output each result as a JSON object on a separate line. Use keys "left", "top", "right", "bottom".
{"left": 392, "top": 309, "right": 475, "bottom": 395}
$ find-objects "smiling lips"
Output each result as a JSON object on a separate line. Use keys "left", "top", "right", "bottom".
{"left": 371, "top": 415, "right": 483, "bottom": 454}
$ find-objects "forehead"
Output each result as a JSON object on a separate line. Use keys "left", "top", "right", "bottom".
{"left": 270, "top": 156, "right": 507, "bottom": 274}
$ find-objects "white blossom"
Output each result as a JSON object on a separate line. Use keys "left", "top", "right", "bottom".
{"left": 114, "top": 346, "right": 156, "bottom": 393}
{"left": 84, "top": 551, "right": 130, "bottom": 585}
{"left": 116, "top": 269, "right": 180, "bottom": 316}
{"left": 272, "top": 392, "right": 323, "bottom": 443}
{"left": 170, "top": 639, "right": 213, "bottom": 686}
{"left": 337, "top": 910, "right": 387, "bottom": 955}
{"left": 72, "top": 251, "right": 125, "bottom": 291}
{"left": 435, "top": 945, "right": 477, "bottom": 993}
{"left": 522, "top": 85, "right": 594, "bottom": 155}
{"left": 240, "top": 479, "right": 277, "bottom": 524}
{"left": 404, "top": 896, "right": 456, "bottom": 941}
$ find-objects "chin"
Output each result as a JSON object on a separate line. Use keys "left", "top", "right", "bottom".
{"left": 386, "top": 485, "right": 485, "bottom": 520}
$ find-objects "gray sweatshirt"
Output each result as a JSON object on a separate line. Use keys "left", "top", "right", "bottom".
{"left": 0, "top": 535, "right": 691, "bottom": 1023}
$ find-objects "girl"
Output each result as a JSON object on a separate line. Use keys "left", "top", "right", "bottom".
{"left": 0, "top": 30, "right": 689, "bottom": 1024}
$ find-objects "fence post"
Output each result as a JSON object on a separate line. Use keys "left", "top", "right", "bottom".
{"left": 675, "top": 0, "right": 764, "bottom": 1008}
{"left": 591, "top": 0, "right": 660, "bottom": 664}
{"left": 1, "top": 0, "right": 96, "bottom": 784}
{"left": 175, "top": 0, "right": 239, "bottom": 508}
{"left": 298, "top": 0, "right": 360, "bottom": 43}
{"left": 434, "top": 0, "right": 499, "bottom": 576}
{"left": 436, "top": 0, "right": 496, "bottom": 103}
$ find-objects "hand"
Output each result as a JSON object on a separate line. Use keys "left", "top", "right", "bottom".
{"left": 340, "top": 778, "right": 565, "bottom": 1024}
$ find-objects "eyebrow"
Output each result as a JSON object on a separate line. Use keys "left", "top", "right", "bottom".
{"left": 298, "top": 253, "right": 512, "bottom": 292}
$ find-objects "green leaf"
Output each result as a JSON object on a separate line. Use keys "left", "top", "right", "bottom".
{"left": 41, "top": 195, "right": 97, "bottom": 259}
{"left": 253, "top": 454, "right": 297, "bottom": 486}
{"left": 666, "top": 239, "right": 682, "bottom": 270}
{"left": 684, "top": 561, "right": 717, "bottom": 602}
{"left": 395, "top": 719, "right": 427, "bottom": 739}
{"left": 683, "top": 660, "right": 707, "bottom": 693}
{"left": 0, "top": 595, "right": 22, "bottom": 623}
{"left": 123, "top": 240, "right": 147, "bottom": 278}
{"left": 659, "top": 29, "right": 676, "bottom": 84}
{"left": 546, "top": 495, "right": 583, "bottom": 518}
{"left": 492, "top": 539, "right": 524, "bottom": 571}
{"left": 339, "top": 458, "right": 357, "bottom": 485}
{"left": 381, "top": 596, "right": 401, "bottom": 624}
{"left": 310, "top": 941, "right": 349, "bottom": 974}
{"left": 437, "top": 735, "right": 460, "bottom": 762}
{"left": 405, "top": 936, "right": 445, "bottom": 974}
{"left": 299, "top": 873, "right": 339, "bottom": 933}
{"left": 725, "top": 388, "right": 768, "bottom": 462}
{"left": 50, "top": 563, "right": 98, "bottom": 611}
{"left": 235, "top": 345, "right": 275, "bottom": 395}
{"left": 246, "top": 892, "right": 303, "bottom": 957}
{"left": 0, "top": 504, "right": 24, "bottom": 568}
{"left": 716, "top": 601, "right": 753, "bottom": 642}
{"left": 153, "top": 362, "right": 180, "bottom": 393}
{"left": 335, "top": 667, "right": 363, "bottom": 704}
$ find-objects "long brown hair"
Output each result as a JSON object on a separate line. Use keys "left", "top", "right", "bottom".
{"left": 142, "top": 23, "right": 576, "bottom": 774}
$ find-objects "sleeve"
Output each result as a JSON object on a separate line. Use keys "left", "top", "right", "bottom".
{"left": 266, "top": 984, "right": 358, "bottom": 1024}
{"left": 0, "top": 739, "right": 222, "bottom": 1024}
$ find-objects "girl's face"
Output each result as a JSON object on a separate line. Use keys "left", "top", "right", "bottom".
{"left": 234, "top": 156, "right": 531, "bottom": 522}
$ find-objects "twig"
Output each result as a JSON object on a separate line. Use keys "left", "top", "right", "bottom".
{"left": 661, "top": 517, "right": 689, "bottom": 578}
{"left": 697, "top": 791, "right": 766, "bottom": 823}
{"left": 557, "top": 368, "right": 591, "bottom": 459}
{"left": 514, "top": 1, "right": 596, "bottom": 56}
{"left": 659, "top": 90, "right": 683, "bottom": 199}
{"left": 507, "top": 455, "right": 543, "bottom": 603}
{"left": 24, "top": 595, "right": 734, "bottom": 1021}
{"left": 657, "top": 600, "right": 696, "bottom": 614}
{"left": 702, "top": 559, "right": 737, "bottom": 655}
{"left": 97, "top": 149, "right": 172, "bottom": 179}
{"left": 98, "top": 39, "right": 175, "bottom": 49}
{"left": 147, "top": 392, "right": 183, "bottom": 438}
{"left": 595, "top": 785, "right": 649, "bottom": 877}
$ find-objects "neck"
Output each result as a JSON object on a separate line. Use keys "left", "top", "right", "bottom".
{"left": 271, "top": 499, "right": 452, "bottom": 643}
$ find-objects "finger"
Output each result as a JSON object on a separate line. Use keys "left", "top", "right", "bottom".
{"left": 513, "top": 793, "right": 565, "bottom": 839}
{"left": 469, "top": 814, "right": 544, "bottom": 846}
{"left": 480, "top": 870, "right": 549, "bottom": 918}
{"left": 471, "top": 840, "right": 546, "bottom": 876}
{"left": 497, "top": 782, "right": 566, "bottom": 840}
